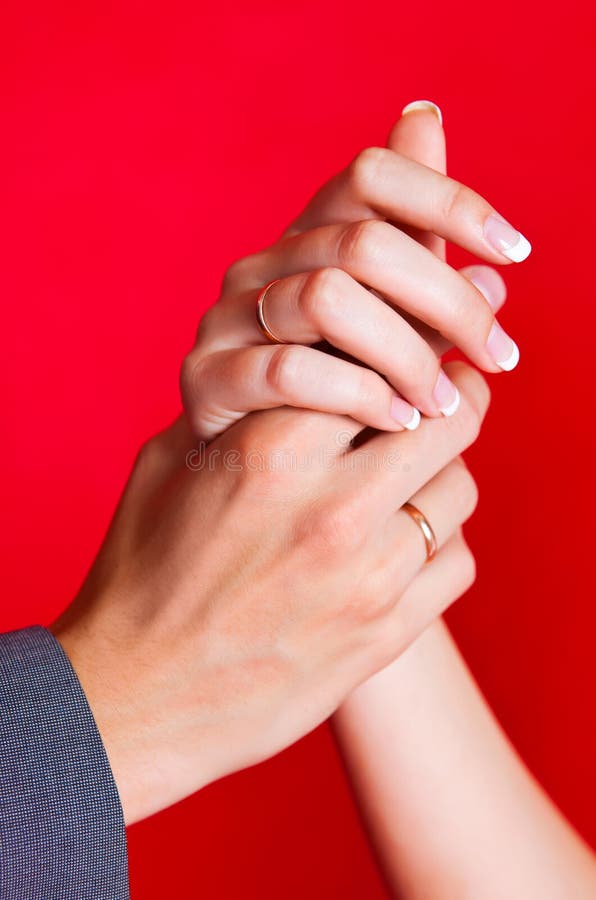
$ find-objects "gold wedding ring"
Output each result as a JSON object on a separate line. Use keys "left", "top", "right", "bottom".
{"left": 401, "top": 502, "right": 438, "bottom": 563}
{"left": 255, "top": 279, "right": 289, "bottom": 344}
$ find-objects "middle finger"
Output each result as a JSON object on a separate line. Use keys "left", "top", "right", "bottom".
{"left": 250, "top": 219, "right": 520, "bottom": 374}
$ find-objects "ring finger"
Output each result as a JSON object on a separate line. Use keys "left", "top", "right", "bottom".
{"left": 376, "top": 530, "right": 477, "bottom": 668}
{"left": 372, "top": 456, "right": 478, "bottom": 598}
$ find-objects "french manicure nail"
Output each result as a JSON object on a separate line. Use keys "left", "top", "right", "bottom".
{"left": 433, "top": 370, "right": 460, "bottom": 417}
{"left": 483, "top": 214, "right": 532, "bottom": 262}
{"left": 401, "top": 99, "right": 443, "bottom": 126}
{"left": 486, "top": 321, "right": 520, "bottom": 371}
{"left": 391, "top": 396, "right": 421, "bottom": 430}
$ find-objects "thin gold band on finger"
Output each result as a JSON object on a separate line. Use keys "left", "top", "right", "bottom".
{"left": 401, "top": 501, "right": 438, "bottom": 563}
{"left": 256, "top": 279, "right": 289, "bottom": 344}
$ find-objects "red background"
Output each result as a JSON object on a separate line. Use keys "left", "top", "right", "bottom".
{"left": 1, "top": 2, "right": 594, "bottom": 897}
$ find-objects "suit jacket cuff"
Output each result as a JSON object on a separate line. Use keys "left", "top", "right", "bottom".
{"left": 0, "top": 624, "right": 129, "bottom": 899}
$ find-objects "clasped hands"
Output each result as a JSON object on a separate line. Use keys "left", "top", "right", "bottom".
{"left": 50, "top": 101, "right": 529, "bottom": 825}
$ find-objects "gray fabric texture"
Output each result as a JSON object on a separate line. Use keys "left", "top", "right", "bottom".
{"left": 0, "top": 625, "right": 129, "bottom": 898}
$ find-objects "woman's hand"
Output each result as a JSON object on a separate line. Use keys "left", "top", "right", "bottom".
{"left": 328, "top": 105, "right": 596, "bottom": 900}
{"left": 181, "top": 100, "right": 525, "bottom": 442}
{"left": 50, "top": 360, "right": 488, "bottom": 825}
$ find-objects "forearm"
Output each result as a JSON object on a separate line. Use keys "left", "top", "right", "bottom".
{"left": 332, "top": 617, "right": 595, "bottom": 900}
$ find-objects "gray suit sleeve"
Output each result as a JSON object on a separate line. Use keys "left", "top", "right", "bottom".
{"left": 0, "top": 625, "right": 129, "bottom": 899}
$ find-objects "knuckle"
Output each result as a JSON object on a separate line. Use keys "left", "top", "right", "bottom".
{"left": 462, "top": 403, "right": 482, "bottom": 445}
{"left": 337, "top": 218, "right": 386, "bottom": 269}
{"left": 462, "top": 470, "right": 480, "bottom": 518}
{"left": 434, "top": 534, "right": 478, "bottom": 614}
{"left": 445, "top": 363, "right": 491, "bottom": 427}
{"left": 450, "top": 461, "right": 479, "bottom": 519}
{"left": 407, "top": 350, "right": 441, "bottom": 393}
{"left": 348, "top": 146, "right": 387, "bottom": 198}
{"left": 316, "top": 505, "right": 358, "bottom": 553}
{"left": 221, "top": 256, "right": 253, "bottom": 290}
{"left": 355, "top": 368, "right": 387, "bottom": 412}
{"left": 451, "top": 282, "right": 494, "bottom": 341}
{"left": 231, "top": 419, "right": 267, "bottom": 459}
{"left": 355, "top": 574, "right": 396, "bottom": 623}
{"left": 227, "top": 420, "right": 287, "bottom": 480}
{"left": 180, "top": 350, "right": 207, "bottom": 407}
{"left": 180, "top": 352, "right": 222, "bottom": 439}
{"left": 447, "top": 456, "right": 478, "bottom": 524}
{"left": 444, "top": 395, "right": 483, "bottom": 449}
{"left": 344, "top": 592, "right": 383, "bottom": 632}
{"left": 440, "top": 178, "right": 467, "bottom": 222}
{"left": 133, "top": 437, "right": 155, "bottom": 470}
{"left": 297, "top": 496, "right": 364, "bottom": 560}
{"left": 300, "top": 267, "right": 346, "bottom": 325}
{"left": 193, "top": 304, "right": 222, "bottom": 348}
{"left": 457, "top": 541, "right": 478, "bottom": 592}
{"left": 233, "top": 406, "right": 329, "bottom": 466}
{"left": 469, "top": 367, "right": 492, "bottom": 418}
{"left": 132, "top": 433, "right": 168, "bottom": 482}
{"left": 264, "top": 345, "right": 303, "bottom": 399}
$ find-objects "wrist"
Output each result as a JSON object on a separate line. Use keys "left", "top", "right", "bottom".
{"left": 49, "top": 610, "right": 221, "bottom": 824}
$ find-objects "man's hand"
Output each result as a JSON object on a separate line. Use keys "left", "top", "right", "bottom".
{"left": 50, "top": 361, "right": 488, "bottom": 824}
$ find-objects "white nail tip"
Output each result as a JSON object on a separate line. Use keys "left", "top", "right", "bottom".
{"left": 497, "top": 341, "right": 520, "bottom": 371}
{"left": 502, "top": 233, "right": 532, "bottom": 263}
{"left": 403, "top": 407, "right": 421, "bottom": 431}
{"left": 439, "top": 386, "right": 460, "bottom": 418}
{"left": 401, "top": 99, "right": 443, "bottom": 126}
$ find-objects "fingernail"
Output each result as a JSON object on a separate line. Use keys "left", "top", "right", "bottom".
{"left": 433, "top": 370, "right": 460, "bottom": 417}
{"left": 486, "top": 321, "right": 520, "bottom": 371}
{"left": 391, "top": 396, "right": 421, "bottom": 430}
{"left": 464, "top": 266, "right": 507, "bottom": 312}
{"left": 483, "top": 214, "right": 532, "bottom": 262}
{"left": 401, "top": 99, "right": 443, "bottom": 126}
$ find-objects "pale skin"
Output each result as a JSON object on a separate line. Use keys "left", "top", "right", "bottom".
{"left": 50, "top": 365, "right": 488, "bottom": 824}
{"left": 328, "top": 110, "right": 596, "bottom": 900}
{"left": 333, "top": 621, "right": 596, "bottom": 899}
{"left": 175, "top": 104, "right": 596, "bottom": 897}
{"left": 50, "top": 106, "right": 495, "bottom": 828}
{"left": 47, "top": 103, "right": 596, "bottom": 897}
{"left": 180, "top": 106, "right": 520, "bottom": 441}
